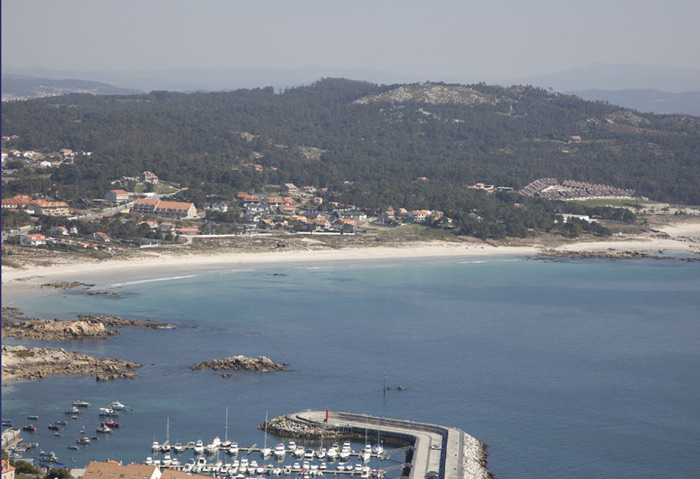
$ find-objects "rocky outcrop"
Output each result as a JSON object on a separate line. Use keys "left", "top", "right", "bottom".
{"left": 41, "top": 281, "right": 95, "bottom": 289}
{"left": 191, "top": 355, "right": 288, "bottom": 373}
{"left": 539, "top": 250, "right": 700, "bottom": 261}
{"left": 261, "top": 415, "right": 342, "bottom": 439}
{"left": 1, "top": 345, "right": 142, "bottom": 381}
{"left": 1, "top": 309, "right": 175, "bottom": 340}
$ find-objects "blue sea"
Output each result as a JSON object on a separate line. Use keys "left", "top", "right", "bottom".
{"left": 2, "top": 256, "right": 700, "bottom": 478}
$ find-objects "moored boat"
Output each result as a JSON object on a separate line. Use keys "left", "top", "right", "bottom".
{"left": 227, "top": 442, "right": 239, "bottom": 455}
{"left": 77, "top": 437, "right": 90, "bottom": 445}
{"left": 274, "top": 443, "right": 286, "bottom": 459}
{"left": 73, "top": 401, "right": 91, "bottom": 408}
{"left": 22, "top": 425, "right": 36, "bottom": 432}
{"left": 48, "top": 424, "right": 60, "bottom": 431}
{"left": 101, "top": 421, "right": 120, "bottom": 428}
{"left": 96, "top": 425, "right": 113, "bottom": 434}
{"left": 193, "top": 439, "right": 204, "bottom": 455}
{"left": 110, "top": 401, "right": 127, "bottom": 410}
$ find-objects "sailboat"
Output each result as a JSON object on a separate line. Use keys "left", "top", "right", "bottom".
{"left": 373, "top": 415, "right": 384, "bottom": 455}
{"left": 261, "top": 410, "right": 272, "bottom": 458}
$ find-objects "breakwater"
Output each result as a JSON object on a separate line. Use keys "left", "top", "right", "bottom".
{"left": 273, "top": 411, "right": 491, "bottom": 479}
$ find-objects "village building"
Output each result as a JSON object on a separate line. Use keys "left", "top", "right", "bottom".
{"left": 133, "top": 198, "right": 196, "bottom": 219}
{"left": 253, "top": 164, "right": 263, "bottom": 173}
{"left": 1, "top": 195, "right": 35, "bottom": 211}
{"left": 409, "top": 210, "right": 432, "bottom": 222}
{"left": 284, "top": 183, "right": 299, "bottom": 193}
{"left": 20, "top": 234, "right": 47, "bottom": 247}
{"left": 2, "top": 459, "right": 16, "bottom": 479}
{"left": 105, "top": 189, "right": 130, "bottom": 203}
{"left": 88, "top": 232, "right": 111, "bottom": 243}
{"left": 141, "top": 171, "right": 159, "bottom": 184}
{"left": 33, "top": 199, "right": 70, "bottom": 216}
{"left": 49, "top": 226, "right": 70, "bottom": 236}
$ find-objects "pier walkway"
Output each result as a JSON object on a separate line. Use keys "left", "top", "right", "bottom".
{"left": 287, "top": 411, "right": 489, "bottom": 479}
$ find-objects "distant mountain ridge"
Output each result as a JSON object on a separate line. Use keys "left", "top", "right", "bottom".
{"left": 565, "top": 89, "right": 700, "bottom": 116}
{"left": 2, "top": 74, "right": 141, "bottom": 101}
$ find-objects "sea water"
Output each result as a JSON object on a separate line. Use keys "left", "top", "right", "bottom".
{"left": 2, "top": 257, "right": 700, "bottom": 479}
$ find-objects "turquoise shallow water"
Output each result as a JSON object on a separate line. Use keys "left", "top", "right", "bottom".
{"left": 2, "top": 257, "right": 700, "bottom": 478}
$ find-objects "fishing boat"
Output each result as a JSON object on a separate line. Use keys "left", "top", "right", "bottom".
{"left": 40, "top": 451, "right": 59, "bottom": 462}
{"left": 99, "top": 407, "right": 118, "bottom": 416}
{"left": 48, "top": 424, "right": 60, "bottom": 431}
{"left": 73, "top": 401, "right": 91, "bottom": 408}
{"left": 22, "top": 425, "right": 36, "bottom": 432}
{"left": 77, "top": 437, "right": 90, "bottom": 445}
{"left": 96, "top": 425, "right": 113, "bottom": 434}
{"left": 27, "top": 415, "right": 39, "bottom": 420}
{"left": 56, "top": 420, "right": 68, "bottom": 426}
{"left": 101, "top": 421, "right": 120, "bottom": 428}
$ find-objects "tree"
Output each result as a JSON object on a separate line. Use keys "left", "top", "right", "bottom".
{"left": 48, "top": 467, "right": 73, "bottom": 479}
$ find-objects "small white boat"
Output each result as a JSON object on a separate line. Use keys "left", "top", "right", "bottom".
{"left": 274, "top": 443, "right": 286, "bottom": 459}
{"left": 162, "top": 453, "right": 172, "bottom": 466}
{"left": 228, "top": 442, "right": 239, "bottom": 455}
{"left": 96, "top": 425, "right": 112, "bottom": 434}
{"left": 315, "top": 447, "right": 326, "bottom": 460}
{"left": 319, "top": 462, "right": 327, "bottom": 470}
{"left": 172, "top": 443, "right": 184, "bottom": 453}
{"left": 151, "top": 441, "right": 159, "bottom": 452}
{"left": 294, "top": 445, "right": 305, "bottom": 458}
{"left": 304, "top": 449, "right": 314, "bottom": 460}
{"left": 193, "top": 439, "right": 204, "bottom": 455}
{"left": 326, "top": 444, "right": 339, "bottom": 460}
{"left": 361, "top": 443, "right": 372, "bottom": 462}
{"left": 283, "top": 465, "right": 292, "bottom": 475}
{"left": 339, "top": 442, "right": 352, "bottom": 461}
{"left": 110, "top": 401, "right": 127, "bottom": 410}
{"left": 205, "top": 436, "right": 221, "bottom": 455}
{"left": 287, "top": 441, "right": 297, "bottom": 452}
{"left": 355, "top": 463, "right": 363, "bottom": 472}
{"left": 99, "top": 408, "right": 118, "bottom": 416}
{"left": 144, "top": 457, "right": 153, "bottom": 465}
{"left": 73, "top": 401, "right": 91, "bottom": 408}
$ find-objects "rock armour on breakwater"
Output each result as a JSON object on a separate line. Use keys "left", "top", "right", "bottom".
{"left": 190, "top": 355, "right": 288, "bottom": 373}
{"left": 261, "top": 416, "right": 344, "bottom": 439}
{"left": 1, "top": 345, "right": 142, "bottom": 381}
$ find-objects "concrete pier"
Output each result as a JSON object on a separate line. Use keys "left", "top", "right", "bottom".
{"left": 285, "top": 411, "right": 490, "bottom": 479}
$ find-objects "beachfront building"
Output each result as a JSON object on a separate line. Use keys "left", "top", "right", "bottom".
{"left": 20, "top": 234, "right": 47, "bottom": 247}
{"left": 133, "top": 198, "right": 197, "bottom": 219}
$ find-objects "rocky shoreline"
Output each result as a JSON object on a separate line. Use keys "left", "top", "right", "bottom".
{"left": 538, "top": 249, "right": 700, "bottom": 261}
{"left": 191, "top": 355, "right": 288, "bottom": 374}
{"left": 1, "top": 345, "right": 142, "bottom": 381}
{"left": 1, "top": 308, "right": 175, "bottom": 341}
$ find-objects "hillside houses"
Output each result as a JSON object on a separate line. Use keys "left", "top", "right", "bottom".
{"left": 1, "top": 196, "right": 71, "bottom": 216}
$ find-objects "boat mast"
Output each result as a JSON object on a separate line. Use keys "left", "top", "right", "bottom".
{"left": 225, "top": 408, "right": 229, "bottom": 443}
{"left": 264, "top": 410, "right": 268, "bottom": 450}
{"left": 166, "top": 417, "right": 170, "bottom": 445}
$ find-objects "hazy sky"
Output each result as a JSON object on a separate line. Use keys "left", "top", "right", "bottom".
{"left": 3, "top": 0, "right": 700, "bottom": 80}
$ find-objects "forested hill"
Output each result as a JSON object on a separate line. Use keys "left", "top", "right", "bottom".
{"left": 2, "top": 78, "right": 700, "bottom": 206}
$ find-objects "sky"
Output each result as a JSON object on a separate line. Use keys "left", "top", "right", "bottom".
{"left": 2, "top": 0, "right": 700, "bottom": 81}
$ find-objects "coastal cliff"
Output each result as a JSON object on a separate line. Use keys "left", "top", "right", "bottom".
{"left": 1, "top": 345, "right": 142, "bottom": 381}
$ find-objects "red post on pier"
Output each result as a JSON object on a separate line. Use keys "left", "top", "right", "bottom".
{"left": 325, "top": 407, "right": 329, "bottom": 423}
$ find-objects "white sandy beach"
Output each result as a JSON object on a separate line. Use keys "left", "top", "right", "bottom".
{"left": 3, "top": 222, "right": 700, "bottom": 300}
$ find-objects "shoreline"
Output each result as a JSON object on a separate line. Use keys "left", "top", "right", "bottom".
{"left": 3, "top": 224, "right": 700, "bottom": 300}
